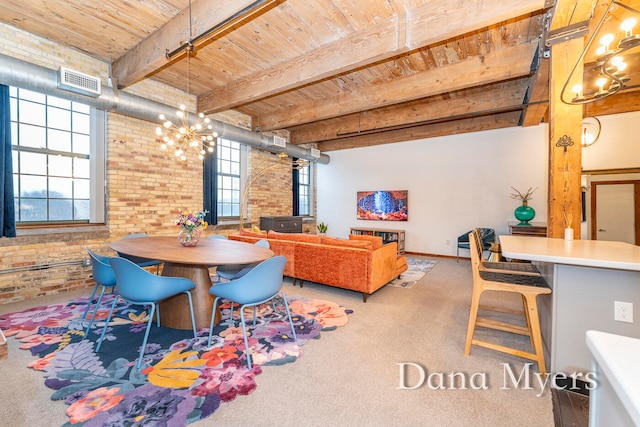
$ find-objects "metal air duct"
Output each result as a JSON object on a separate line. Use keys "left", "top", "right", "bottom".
{"left": 0, "top": 53, "right": 329, "bottom": 164}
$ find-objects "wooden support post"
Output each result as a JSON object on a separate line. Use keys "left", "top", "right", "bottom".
{"left": 548, "top": 39, "right": 583, "bottom": 238}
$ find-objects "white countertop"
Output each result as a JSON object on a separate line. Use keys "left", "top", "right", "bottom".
{"left": 586, "top": 330, "right": 640, "bottom": 424}
{"left": 499, "top": 235, "right": 640, "bottom": 271}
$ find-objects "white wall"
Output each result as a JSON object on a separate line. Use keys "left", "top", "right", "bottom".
{"left": 582, "top": 111, "right": 640, "bottom": 171}
{"left": 317, "top": 124, "right": 549, "bottom": 256}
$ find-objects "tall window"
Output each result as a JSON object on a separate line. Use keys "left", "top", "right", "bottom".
{"left": 216, "top": 138, "right": 241, "bottom": 218}
{"left": 297, "top": 162, "right": 311, "bottom": 216}
{"left": 10, "top": 87, "right": 104, "bottom": 224}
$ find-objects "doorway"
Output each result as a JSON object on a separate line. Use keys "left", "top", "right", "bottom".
{"left": 590, "top": 180, "right": 640, "bottom": 244}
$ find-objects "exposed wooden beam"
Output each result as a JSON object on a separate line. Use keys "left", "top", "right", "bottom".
{"left": 290, "top": 81, "right": 527, "bottom": 144}
{"left": 257, "top": 42, "right": 537, "bottom": 130}
{"left": 317, "top": 112, "right": 522, "bottom": 152}
{"left": 112, "top": 0, "right": 281, "bottom": 88}
{"left": 198, "top": 0, "right": 549, "bottom": 114}
{"left": 522, "top": 57, "right": 550, "bottom": 126}
{"left": 584, "top": 90, "right": 640, "bottom": 117}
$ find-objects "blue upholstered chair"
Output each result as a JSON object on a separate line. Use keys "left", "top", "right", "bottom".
{"left": 207, "top": 255, "right": 296, "bottom": 369}
{"left": 96, "top": 257, "right": 197, "bottom": 369}
{"left": 457, "top": 228, "right": 495, "bottom": 262}
{"left": 83, "top": 248, "right": 117, "bottom": 335}
{"left": 115, "top": 233, "right": 163, "bottom": 273}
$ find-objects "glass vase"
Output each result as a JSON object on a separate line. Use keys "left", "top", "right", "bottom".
{"left": 178, "top": 227, "right": 200, "bottom": 247}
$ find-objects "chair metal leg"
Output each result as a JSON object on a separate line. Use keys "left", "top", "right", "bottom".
{"left": 239, "top": 304, "right": 252, "bottom": 369}
{"left": 207, "top": 297, "right": 221, "bottom": 348}
{"left": 184, "top": 291, "right": 197, "bottom": 339}
{"left": 96, "top": 295, "right": 120, "bottom": 352}
{"left": 84, "top": 286, "right": 108, "bottom": 335}
{"left": 279, "top": 292, "right": 297, "bottom": 341}
{"left": 136, "top": 303, "right": 156, "bottom": 369}
{"left": 82, "top": 284, "right": 100, "bottom": 322}
{"left": 155, "top": 304, "right": 161, "bottom": 327}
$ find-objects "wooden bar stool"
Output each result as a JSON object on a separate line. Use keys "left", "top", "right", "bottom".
{"left": 465, "top": 231, "right": 551, "bottom": 376}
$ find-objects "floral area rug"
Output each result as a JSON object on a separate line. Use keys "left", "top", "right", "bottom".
{"left": 0, "top": 294, "right": 351, "bottom": 426}
{"left": 387, "top": 258, "right": 437, "bottom": 289}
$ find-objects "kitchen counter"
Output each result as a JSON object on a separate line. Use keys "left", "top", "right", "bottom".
{"left": 498, "top": 235, "right": 640, "bottom": 375}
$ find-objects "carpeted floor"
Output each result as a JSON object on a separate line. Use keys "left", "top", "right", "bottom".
{"left": 0, "top": 256, "right": 555, "bottom": 426}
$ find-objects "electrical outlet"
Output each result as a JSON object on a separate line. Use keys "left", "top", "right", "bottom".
{"left": 614, "top": 301, "right": 633, "bottom": 323}
{"left": 82, "top": 258, "right": 92, "bottom": 268}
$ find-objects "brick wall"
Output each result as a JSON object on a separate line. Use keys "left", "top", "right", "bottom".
{"left": 0, "top": 23, "right": 309, "bottom": 305}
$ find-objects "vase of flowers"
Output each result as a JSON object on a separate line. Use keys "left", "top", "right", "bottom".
{"left": 510, "top": 187, "right": 536, "bottom": 225}
{"left": 176, "top": 209, "right": 208, "bottom": 247}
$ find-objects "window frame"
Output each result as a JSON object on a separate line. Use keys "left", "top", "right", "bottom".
{"left": 10, "top": 86, "right": 105, "bottom": 226}
{"left": 215, "top": 138, "right": 244, "bottom": 221}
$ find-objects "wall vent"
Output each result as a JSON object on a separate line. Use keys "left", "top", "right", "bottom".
{"left": 271, "top": 135, "right": 287, "bottom": 148}
{"left": 58, "top": 67, "right": 101, "bottom": 97}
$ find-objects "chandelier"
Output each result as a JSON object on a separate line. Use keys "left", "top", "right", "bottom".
{"left": 562, "top": 1, "right": 640, "bottom": 104}
{"left": 155, "top": 0, "right": 217, "bottom": 161}
{"left": 156, "top": 101, "right": 218, "bottom": 161}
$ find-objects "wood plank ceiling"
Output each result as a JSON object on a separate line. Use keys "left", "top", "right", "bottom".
{"left": 0, "top": 0, "right": 638, "bottom": 152}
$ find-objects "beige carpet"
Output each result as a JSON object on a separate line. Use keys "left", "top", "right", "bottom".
{"left": 0, "top": 256, "right": 553, "bottom": 426}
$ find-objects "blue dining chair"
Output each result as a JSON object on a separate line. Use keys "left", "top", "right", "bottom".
{"left": 96, "top": 257, "right": 198, "bottom": 369}
{"left": 207, "top": 255, "right": 296, "bottom": 369}
{"left": 457, "top": 228, "right": 495, "bottom": 262}
{"left": 115, "top": 233, "right": 163, "bottom": 273}
{"left": 83, "top": 248, "right": 117, "bottom": 335}
{"left": 216, "top": 239, "right": 270, "bottom": 281}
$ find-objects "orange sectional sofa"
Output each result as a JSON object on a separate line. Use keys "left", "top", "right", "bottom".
{"left": 228, "top": 229, "right": 408, "bottom": 302}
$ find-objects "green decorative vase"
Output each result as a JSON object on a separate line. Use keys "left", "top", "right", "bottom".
{"left": 514, "top": 202, "right": 535, "bottom": 225}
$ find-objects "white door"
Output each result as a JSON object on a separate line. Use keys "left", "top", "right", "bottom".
{"left": 595, "top": 183, "right": 635, "bottom": 244}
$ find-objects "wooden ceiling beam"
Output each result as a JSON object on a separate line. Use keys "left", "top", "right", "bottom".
{"left": 316, "top": 111, "right": 522, "bottom": 152}
{"left": 257, "top": 42, "right": 538, "bottom": 130}
{"left": 522, "top": 57, "right": 550, "bottom": 126}
{"left": 584, "top": 90, "right": 640, "bottom": 117}
{"left": 290, "top": 81, "right": 527, "bottom": 144}
{"left": 198, "top": 0, "right": 549, "bottom": 114}
{"left": 111, "top": 0, "right": 279, "bottom": 89}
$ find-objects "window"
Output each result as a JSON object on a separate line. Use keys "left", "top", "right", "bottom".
{"left": 10, "top": 87, "right": 105, "bottom": 224}
{"left": 216, "top": 138, "right": 241, "bottom": 218}
{"left": 297, "top": 162, "right": 311, "bottom": 216}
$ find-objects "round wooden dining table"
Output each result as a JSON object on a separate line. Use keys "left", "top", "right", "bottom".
{"left": 110, "top": 236, "right": 274, "bottom": 330}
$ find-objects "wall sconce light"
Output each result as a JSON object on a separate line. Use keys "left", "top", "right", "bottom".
{"left": 582, "top": 116, "right": 602, "bottom": 147}
{"left": 561, "top": 1, "right": 640, "bottom": 105}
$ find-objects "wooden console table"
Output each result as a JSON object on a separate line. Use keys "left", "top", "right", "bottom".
{"left": 350, "top": 227, "right": 405, "bottom": 254}
{"left": 508, "top": 221, "right": 547, "bottom": 237}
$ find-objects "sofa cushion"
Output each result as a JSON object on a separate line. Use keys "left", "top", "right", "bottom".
{"left": 267, "top": 230, "right": 322, "bottom": 244}
{"left": 321, "top": 236, "right": 373, "bottom": 250}
{"left": 348, "top": 234, "right": 383, "bottom": 250}
{"left": 239, "top": 228, "right": 267, "bottom": 238}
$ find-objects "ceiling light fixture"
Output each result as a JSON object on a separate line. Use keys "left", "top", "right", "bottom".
{"left": 156, "top": 1, "right": 217, "bottom": 161}
{"left": 561, "top": 1, "right": 640, "bottom": 104}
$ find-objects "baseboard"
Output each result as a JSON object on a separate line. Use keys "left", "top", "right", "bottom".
{"left": 404, "top": 251, "right": 460, "bottom": 260}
